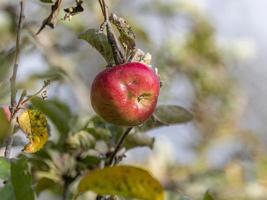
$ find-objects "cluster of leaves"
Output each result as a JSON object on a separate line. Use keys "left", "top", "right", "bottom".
{"left": 1, "top": 96, "right": 194, "bottom": 199}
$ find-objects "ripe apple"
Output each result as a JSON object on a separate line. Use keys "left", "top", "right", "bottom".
{"left": 91, "top": 62, "right": 160, "bottom": 126}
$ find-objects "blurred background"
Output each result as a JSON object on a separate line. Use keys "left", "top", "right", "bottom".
{"left": 1, "top": 0, "right": 267, "bottom": 199}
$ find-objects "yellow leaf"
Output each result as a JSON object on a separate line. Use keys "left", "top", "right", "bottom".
{"left": 78, "top": 165, "right": 164, "bottom": 200}
{"left": 18, "top": 109, "right": 49, "bottom": 153}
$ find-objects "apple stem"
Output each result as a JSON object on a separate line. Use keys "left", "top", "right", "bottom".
{"left": 98, "top": 0, "right": 125, "bottom": 65}
{"left": 106, "top": 127, "right": 133, "bottom": 166}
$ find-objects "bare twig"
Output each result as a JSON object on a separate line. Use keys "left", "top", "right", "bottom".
{"left": 9, "top": 80, "right": 50, "bottom": 120}
{"left": 36, "top": 0, "right": 63, "bottom": 35}
{"left": 20, "top": 80, "right": 50, "bottom": 105}
{"left": 4, "top": 0, "right": 25, "bottom": 159}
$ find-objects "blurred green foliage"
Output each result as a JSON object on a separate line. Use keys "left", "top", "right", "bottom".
{"left": 0, "top": 0, "right": 264, "bottom": 200}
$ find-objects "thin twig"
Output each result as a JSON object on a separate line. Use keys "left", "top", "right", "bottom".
{"left": 5, "top": 0, "right": 25, "bottom": 159}
{"left": 107, "top": 127, "right": 133, "bottom": 166}
{"left": 20, "top": 80, "right": 50, "bottom": 105}
{"left": 9, "top": 80, "right": 50, "bottom": 120}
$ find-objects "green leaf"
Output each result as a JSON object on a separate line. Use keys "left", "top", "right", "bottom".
{"left": 31, "top": 97, "right": 72, "bottom": 134}
{"left": 203, "top": 191, "right": 215, "bottom": 200}
{"left": 0, "top": 181, "right": 15, "bottom": 200}
{"left": 79, "top": 29, "right": 114, "bottom": 64}
{"left": 0, "top": 157, "right": 10, "bottom": 180}
{"left": 154, "top": 105, "right": 193, "bottom": 124}
{"left": 79, "top": 154, "right": 101, "bottom": 167}
{"left": 125, "top": 133, "right": 155, "bottom": 149}
{"left": 87, "top": 115, "right": 123, "bottom": 140}
{"left": 35, "top": 178, "right": 61, "bottom": 194}
{"left": 137, "top": 105, "right": 193, "bottom": 133}
{"left": 11, "top": 157, "right": 35, "bottom": 200}
{"left": 78, "top": 165, "right": 164, "bottom": 200}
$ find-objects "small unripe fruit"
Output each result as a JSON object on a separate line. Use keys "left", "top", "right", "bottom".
{"left": 90, "top": 62, "right": 160, "bottom": 126}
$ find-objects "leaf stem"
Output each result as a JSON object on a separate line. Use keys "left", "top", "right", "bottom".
{"left": 5, "top": 0, "right": 25, "bottom": 159}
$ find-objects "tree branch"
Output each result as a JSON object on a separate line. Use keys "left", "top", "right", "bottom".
{"left": 5, "top": 0, "right": 25, "bottom": 159}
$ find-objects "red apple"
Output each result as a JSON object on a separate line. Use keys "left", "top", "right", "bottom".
{"left": 90, "top": 62, "right": 160, "bottom": 126}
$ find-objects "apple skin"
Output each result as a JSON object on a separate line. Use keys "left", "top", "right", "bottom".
{"left": 91, "top": 62, "right": 160, "bottom": 126}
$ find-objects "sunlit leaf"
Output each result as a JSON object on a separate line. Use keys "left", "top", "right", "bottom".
{"left": 78, "top": 165, "right": 164, "bottom": 200}
{"left": 203, "top": 191, "right": 215, "bottom": 200}
{"left": 154, "top": 105, "right": 193, "bottom": 124}
{"left": 11, "top": 157, "right": 35, "bottom": 200}
{"left": 18, "top": 109, "right": 49, "bottom": 153}
{"left": 79, "top": 29, "right": 114, "bottom": 64}
{"left": 31, "top": 97, "right": 72, "bottom": 134}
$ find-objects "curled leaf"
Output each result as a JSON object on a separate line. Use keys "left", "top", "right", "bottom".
{"left": 18, "top": 109, "right": 49, "bottom": 153}
{"left": 36, "top": 0, "right": 63, "bottom": 34}
{"left": 110, "top": 13, "right": 136, "bottom": 56}
{"left": 78, "top": 165, "right": 164, "bottom": 200}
